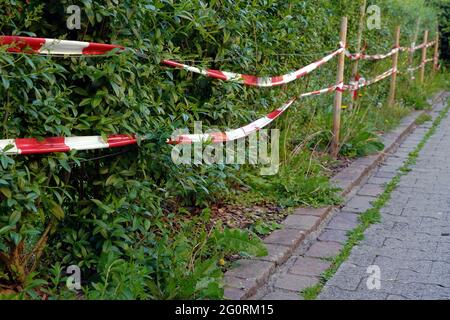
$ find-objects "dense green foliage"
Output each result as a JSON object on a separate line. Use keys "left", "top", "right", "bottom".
{"left": 0, "top": 0, "right": 446, "bottom": 299}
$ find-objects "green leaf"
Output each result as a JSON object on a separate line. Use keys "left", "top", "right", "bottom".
{"left": 216, "top": 228, "right": 268, "bottom": 257}
{"left": 92, "top": 95, "right": 102, "bottom": 108}
{"left": 0, "top": 187, "right": 12, "bottom": 198}
{"left": 9, "top": 211, "right": 21, "bottom": 225}
{"left": 0, "top": 226, "right": 12, "bottom": 235}
{"left": 50, "top": 201, "right": 65, "bottom": 220}
{"left": 1, "top": 76, "right": 10, "bottom": 90}
{"left": 91, "top": 199, "right": 115, "bottom": 213}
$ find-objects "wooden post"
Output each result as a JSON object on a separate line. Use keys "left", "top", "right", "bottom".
{"left": 388, "top": 26, "right": 401, "bottom": 106}
{"left": 349, "top": 0, "right": 367, "bottom": 109}
{"left": 331, "top": 17, "right": 347, "bottom": 158}
{"left": 420, "top": 30, "right": 428, "bottom": 83}
{"left": 433, "top": 30, "right": 439, "bottom": 72}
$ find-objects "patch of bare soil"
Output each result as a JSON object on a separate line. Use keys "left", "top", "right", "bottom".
{"left": 210, "top": 201, "right": 285, "bottom": 230}
{"left": 209, "top": 155, "right": 356, "bottom": 234}
{"left": 329, "top": 156, "right": 354, "bottom": 176}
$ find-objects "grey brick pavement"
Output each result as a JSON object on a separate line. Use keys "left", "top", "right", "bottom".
{"left": 319, "top": 94, "right": 450, "bottom": 300}
{"left": 253, "top": 93, "right": 449, "bottom": 300}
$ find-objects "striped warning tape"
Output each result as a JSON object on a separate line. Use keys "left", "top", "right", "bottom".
{"left": 344, "top": 68, "right": 395, "bottom": 91}
{"left": 0, "top": 72, "right": 378, "bottom": 154}
{"left": 0, "top": 35, "right": 430, "bottom": 154}
{"left": 168, "top": 82, "right": 342, "bottom": 144}
{"left": 402, "top": 41, "right": 436, "bottom": 53}
{"left": 345, "top": 47, "right": 400, "bottom": 61}
{"left": 0, "top": 134, "right": 137, "bottom": 155}
{"left": 0, "top": 36, "right": 124, "bottom": 55}
{"left": 418, "top": 40, "right": 437, "bottom": 50}
{"left": 407, "top": 58, "right": 435, "bottom": 72}
{"left": 1, "top": 36, "right": 343, "bottom": 87}
{"left": 0, "top": 76, "right": 389, "bottom": 154}
{"left": 162, "top": 47, "right": 344, "bottom": 87}
{"left": 345, "top": 40, "right": 437, "bottom": 61}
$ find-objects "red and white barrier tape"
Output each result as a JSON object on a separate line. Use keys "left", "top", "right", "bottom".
{"left": 401, "top": 41, "right": 436, "bottom": 53}
{"left": 168, "top": 99, "right": 295, "bottom": 144}
{"left": 0, "top": 35, "right": 431, "bottom": 154}
{"left": 1, "top": 36, "right": 344, "bottom": 87}
{"left": 0, "top": 84, "right": 342, "bottom": 153}
{"left": 345, "top": 47, "right": 400, "bottom": 61}
{"left": 344, "top": 68, "right": 395, "bottom": 91}
{"left": 0, "top": 74, "right": 374, "bottom": 153}
{"left": 407, "top": 58, "right": 435, "bottom": 73}
{"left": 416, "top": 40, "right": 437, "bottom": 50}
{"left": 168, "top": 82, "right": 343, "bottom": 144}
{"left": 162, "top": 48, "right": 344, "bottom": 87}
{"left": 345, "top": 40, "right": 437, "bottom": 61}
{"left": 0, "top": 134, "right": 137, "bottom": 155}
{"left": 0, "top": 36, "right": 124, "bottom": 55}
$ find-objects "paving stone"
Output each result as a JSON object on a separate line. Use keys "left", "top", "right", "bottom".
{"left": 264, "top": 228, "right": 306, "bottom": 248}
{"left": 347, "top": 164, "right": 369, "bottom": 178}
{"left": 293, "top": 207, "right": 331, "bottom": 217}
{"left": 430, "top": 261, "right": 450, "bottom": 275}
{"left": 381, "top": 134, "right": 397, "bottom": 147}
{"left": 274, "top": 273, "right": 318, "bottom": 292}
{"left": 330, "top": 178, "right": 354, "bottom": 195}
{"left": 387, "top": 294, "right": 407, "bottom": 300}
{"left": 346, "top": 250, "right": 376, "bottom": 266}
{"left": 225, "top": 260, "right": 275, "bottom": 286}
{"left": 224, "top": 275, "right": 258, "bottom": 292}
{"left": 318, "top": 228, "right": 348, "bottom": 243}
{"left": 366, "top": 176, "right": 392, "bottom": 185}
{"left": 305, "top": 241, "right": 343, "bottom": 258}
{"left": 318, "top": 285, "right": 388, "bottom": 300}
{"left": 326, "top": 262, "right": 367, "bottom": 291}
{"left": 376, "top": 281, "right": 449, "bottom": 299}
{"left": 257, "top": 243, "right": 292, "bottom": 266}
{"left": 333, "top": 165, "right": 366, "bottom": 183}
{"left": 331, "top": 171, "right": 355, "bottom": 183}
{"left": 382, "top": 158, "right": 406, "bottom": 166}
{"left": 397, "top": 270, "right": 450, "bottom": 287}
{"left": 357, "top": 184, "right": 384, "bottom": 197}
{"left": 261, "top": 290, "right": 303, "bottom": 300}
{"left": 289, "top": 257, "right": 331, "bottom": 277}
{"left": 326, "top": 212, "right": 360, "bottom": 231}
{"left": 373, "top": 256, "right": 432, "bottom": 274}
{"left": 380, "top": 165, "right": 400, "bottom": 173}
{"left": 342, "top": 195, "right": 374, "bottom": 213}
{"left": 224, "top": 286, "right": 248, "bottom": 300}
{"left": 375, "top": 170, "right": 397, "bottom": 179}
{"left": 281, "top": 215, "right": 320, "bottom": 231}
{"left": 351, "top": 155, "right": 380, "bottom": 168}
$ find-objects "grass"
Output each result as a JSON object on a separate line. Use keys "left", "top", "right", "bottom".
{"left": 415, "top": 113, "right": 432, "bottom": 125}
{"left": 301, "top": 95, "right": 450, "bottom": 300}
{"left": 368, "top": 103, "right": 412, "bottom": 132}
{"left": 232, "top": 150, "right": 343, "bottom": 208}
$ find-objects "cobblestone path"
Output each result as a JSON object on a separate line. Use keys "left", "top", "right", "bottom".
{"left": 319, "top": 94, "right": 450, "bottom": 300}
{"left": 254, "top": 93, "right": 450, "bottom": 300}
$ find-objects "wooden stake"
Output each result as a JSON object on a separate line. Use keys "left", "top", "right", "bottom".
{"left": 331, "top": 17, "right": 347, "bottom": 158}
{"left": 433, "top": 30, "right": 439, "bottom": 72}
{"left": 420, "top": 30, "right": 428, "bottom": 83}
{"left": 388, "top": 26, "right": 401, "bottom": 107}
{"left": 349, "top": 0, "right": 367, "bottom": 110}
